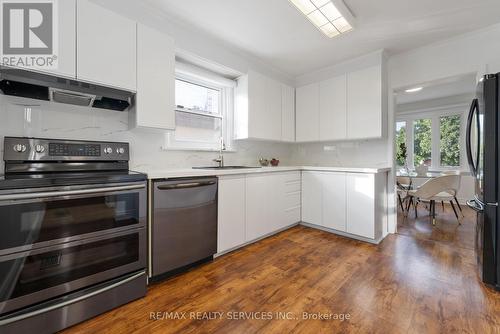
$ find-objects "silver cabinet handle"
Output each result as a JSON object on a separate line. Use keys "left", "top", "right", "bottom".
{"left": 0, "top": 271, "right": 145, "bottom": 326}
{"left": 0, "top": 184, "right": 145, "bottom": 201}
{"left": 157, "top": 181, "right": 216, "bottom": 190}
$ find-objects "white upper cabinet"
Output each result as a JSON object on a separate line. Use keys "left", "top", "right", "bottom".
{"left": 134, "top": 23, "right": 175, "bottom": 130}
{"left": 54, "top": 0, "right": 77, "bottom": 78}
{"left": 295, "top": 82, "right": 319, "bottom": 142}
{"left": 1, "top": 0, "right": 76, "bottom": 78}
{"left": 265, "top": 77, "right": 283, "bottom": 141}
{"left": 281, "top": 84, "right": 295, "bottom": 142}
{"left": 319, "top": 74, "right": 346, "bottom": 141}
{"left": 296, "top": 64, "right": 385, "bottom": 142}
{"left": 77, "top": 0, "right": 137, "bottom": 91}
{"left": 346, "top": 65, "right": 383, "bottom": 140}
{"left": 235, "top": 71, "right": 293, "bottom": 142}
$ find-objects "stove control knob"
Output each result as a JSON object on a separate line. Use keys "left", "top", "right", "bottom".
{"left": 13, "top": 144, "right": 27, "bottom": 153}
{"left": 104, "top": 147, "right": 113, "bottom": 154}
{"left": 35, "top": 144, "right": 45, "bottom": 153}
{"left": 117, "top": 147, "right": 125, "bottom": 154}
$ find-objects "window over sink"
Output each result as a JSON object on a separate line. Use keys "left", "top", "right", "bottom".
{"left": 165, "top": 63, "right": 236, "bottom": 151}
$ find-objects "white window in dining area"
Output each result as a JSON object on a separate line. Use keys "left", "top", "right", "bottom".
{"left": 165, "top": 64, "right": 236, "bottom": 151}
{"left": 396, "top": 110, "right": 465, "bottom": 171}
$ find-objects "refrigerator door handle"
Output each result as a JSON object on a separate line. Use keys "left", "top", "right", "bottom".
{"left": 466, "top": 98, "right": 479, "bottom": 177}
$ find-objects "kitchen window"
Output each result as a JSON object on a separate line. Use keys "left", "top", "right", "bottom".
{"left": 165, "top": 65, "right": 235, "bottom": 151}
{"left": 396, "top": 110, "right": 465, "bottom": 171}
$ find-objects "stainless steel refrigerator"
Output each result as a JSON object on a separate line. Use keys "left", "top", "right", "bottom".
{"left": 466, "top": 73, "right": 499, "bottom": 290}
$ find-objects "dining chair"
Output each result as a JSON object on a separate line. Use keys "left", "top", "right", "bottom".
{"left": 440, "top": 170, "right": 464, "bottom": 215}
{"left": 396, "top": 176, "right": 412, "bottom": 216}
{"left": 407, "top": 175, "right": 461, "bottom": 225}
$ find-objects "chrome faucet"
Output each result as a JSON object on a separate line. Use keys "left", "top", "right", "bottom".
{"left": 213, "top": 137, "right": 225, "bottom": 167}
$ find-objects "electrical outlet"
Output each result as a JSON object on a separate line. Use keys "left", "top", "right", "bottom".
{"left": 323, "top": 145, "right": 336, "bottom": 151}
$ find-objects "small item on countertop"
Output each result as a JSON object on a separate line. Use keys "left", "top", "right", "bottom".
{"left": 259, "top": 158, "right": 269, "bottom": 166}
{"left": 270, "top": 158, "right": 280, "bottom": 166}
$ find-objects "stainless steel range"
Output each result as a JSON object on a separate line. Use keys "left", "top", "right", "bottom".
{"left": 0, "top": 137, "right": 147, "bottom": 334}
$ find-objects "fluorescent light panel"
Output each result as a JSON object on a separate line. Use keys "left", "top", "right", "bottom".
{"left": 289, "top": 0, "right": 353, "bottom": 38}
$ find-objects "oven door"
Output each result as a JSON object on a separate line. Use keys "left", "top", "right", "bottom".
{"left": 0, "top": 182, "right": 146, "bottom": 255}
{"left": 0, "top": 227, "right": 146, "bottom": 315}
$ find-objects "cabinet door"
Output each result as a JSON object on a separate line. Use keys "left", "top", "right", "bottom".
{"left": 281, "top": 84, "right": 295, "bottom": 142}
{"left": 296, "top": 83, "right": 319, "bottom": 142}
{"left": 266, "top": 78, "right": 283, "bottom": 141}
{"left": 1, "top": 0, "right": 76, "bottom": 78}
{"left": 245, "top": 174, "right": 277, "bottom": 241}
{"left": 321, "top": 172, "right": 346, "bottom": 231}
{"left": 320, "top": 74, "right": 346, "bottom": 141}
{"left": 77, "top": 0, "right": 136, "bottom": 90}
{"left": 247, "top": 71, "right": 269, "bottom": 139}
{"left": 218, "top": 176, "right": 246, "bottom": 253}
{"left": 301, "top": 171, "right": 322, "bottom": 225}
{"left": 346, "top": 65, "right": 382, "bottom": 139}
{"left": 135, "top": 24, "right": 175, "bottom": 130}
{"left": 346, "top": 173, "right": 375, "bottom": 238}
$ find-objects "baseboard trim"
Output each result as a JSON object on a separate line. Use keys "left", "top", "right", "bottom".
{"left": 215, "top": 223, "right": 300, "bottom": 257}
{"left": 299, "top": 222, "right": 384, "bottom": 245}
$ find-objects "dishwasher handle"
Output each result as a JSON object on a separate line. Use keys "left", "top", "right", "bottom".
{"left": 157, "top": 180, "right": 216, "bottom": 190}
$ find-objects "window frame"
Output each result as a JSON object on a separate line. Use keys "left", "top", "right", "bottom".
{"left": 396, "top": 106, "right": 467, "bottom": 171}
{"left": 164, "top": 69, "right": 235, "bottom": 152}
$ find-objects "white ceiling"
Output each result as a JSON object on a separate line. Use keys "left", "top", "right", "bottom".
{"left": 395, "top": 74, "right": 476, "bottom": 105}
{"left": 140, "top": 0, "right": 500, "bottom": 77}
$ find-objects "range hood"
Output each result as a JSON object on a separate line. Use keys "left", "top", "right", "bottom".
{"left": 0, "top": 66, "right": 133, "bottom": 111}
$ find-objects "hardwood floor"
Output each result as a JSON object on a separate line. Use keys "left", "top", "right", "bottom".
{"left": 64, "top": 207, "right": 500, "bottom": 333}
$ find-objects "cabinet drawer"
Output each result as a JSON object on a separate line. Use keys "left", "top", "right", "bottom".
{"left": 284, "top": 191, "right": 301, "bottom": 209}
{"left": 283, "top": 171, "right": 301, "bottom": 182}
{"left": 285, "top": 181, "right": 301, "bottom": 193}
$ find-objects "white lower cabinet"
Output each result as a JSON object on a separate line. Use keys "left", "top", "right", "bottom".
{"left": 217, "top": 172, "right": 301, "bottom": 253}
{"left": 301, "top": 171, "right": 322, "bottom": 225}
{"left": 217, "top": 175, "right": 246, "bottom": 253}
{"left": 322, "top": 172, "right": 346, "bottom": 232}
{"left": 301, "top": 171, "right": 386, "bottom": 243}
{"left": 218, "top": 170, "right": 386, "bottom": 253}
{"left": 346, "top": 173, "right": 375, "bottom": 238}
{"left": 245, "top": 173, "right": 281, "bottom": 241}
{"left": 302, "top": 171, "right": 346, "bottom": 231}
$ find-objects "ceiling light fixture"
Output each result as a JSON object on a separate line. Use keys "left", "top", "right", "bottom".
{"left": 405, "top": 87, "right": 424, "bottom": 93}
{"left": 288, "top": 0, "right": 354, "bottom": 38}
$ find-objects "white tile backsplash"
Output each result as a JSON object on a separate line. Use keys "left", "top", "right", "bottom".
{"left": 0, "top": 95, "right": 292, "bottom": 172}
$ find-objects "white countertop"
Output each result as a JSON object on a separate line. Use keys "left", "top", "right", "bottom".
{"left": 136, "top": 166, "right": 391, "bottom": 179}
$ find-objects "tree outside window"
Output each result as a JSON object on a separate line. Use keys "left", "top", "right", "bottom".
{"left": 395, "top": 121, "right": 407, "bottom": 166}
{"left": 413, "top": 118, "right": 432, "bottom": 166}
{"left": 440, "top": 115, "right": 461, "bottom": 167}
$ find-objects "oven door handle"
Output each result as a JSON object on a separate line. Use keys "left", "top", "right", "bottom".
{"left": 0, "top": 184, "right": 145, "bottom": 201}
{"left": 0, "top": 271, "right": 145, "bottom": 326}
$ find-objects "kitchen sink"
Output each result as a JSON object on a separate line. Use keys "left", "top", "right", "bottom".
{"left": 192, "top": 166, "right": 262, "bottom": 170}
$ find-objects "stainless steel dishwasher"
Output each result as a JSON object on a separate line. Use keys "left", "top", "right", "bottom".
{"left": 150, "top": 177, "right": 217, "bottom": 279}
